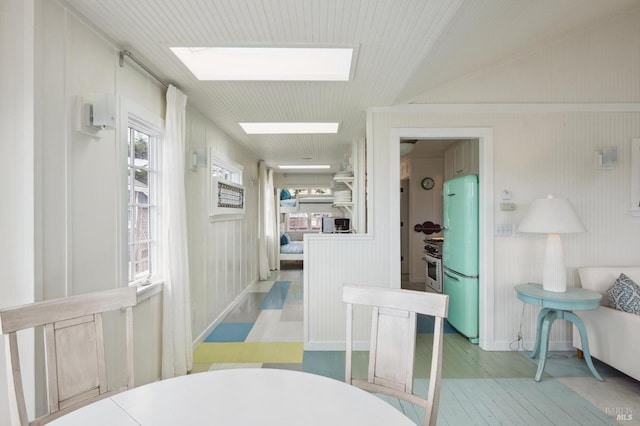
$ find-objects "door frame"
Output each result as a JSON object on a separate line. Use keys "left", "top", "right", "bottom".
{"left": 400, "top": 178, "right": 409, "bottom": 275}
{"left": 389, "top": 127, "right": 494, "bottom": 350}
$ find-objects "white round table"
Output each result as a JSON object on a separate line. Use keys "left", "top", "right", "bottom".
{"left": 49, "top": 368, "right": 415, "bottom": 425}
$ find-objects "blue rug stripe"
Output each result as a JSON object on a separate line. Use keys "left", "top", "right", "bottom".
{"left": 259, "top": 281, "right": 291, "bottom": 310}
{"left": 204, "top": 323, "right": 254, "bottom": 342}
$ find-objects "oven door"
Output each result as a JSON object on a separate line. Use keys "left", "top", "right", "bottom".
{"left": 423, "top": 254, "right": 443, "bottom": 293}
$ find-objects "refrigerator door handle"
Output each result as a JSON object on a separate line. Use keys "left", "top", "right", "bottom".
{"left": 444, "top": 267, "right": 478, "bottom": 280}
{"left": 444, "top": 270, "right": 460, "bottom": 281}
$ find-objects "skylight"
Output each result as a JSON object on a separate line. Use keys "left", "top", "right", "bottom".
{"left": 170, "top": 47, "right": 353, "bottom": 81}
{"left": 278, "top": 165, "right": 331, "bottom": 170}
{"left": 239, "top": 122, "right": 339, "bottom": 134}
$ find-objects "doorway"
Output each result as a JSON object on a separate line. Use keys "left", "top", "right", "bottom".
{"left": 389, "top": 128, "right": 494, "bottom": 350}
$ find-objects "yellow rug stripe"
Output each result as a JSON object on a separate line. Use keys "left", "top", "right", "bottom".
{"left": 194, "top": 342, "right": 303, "bottom": 364}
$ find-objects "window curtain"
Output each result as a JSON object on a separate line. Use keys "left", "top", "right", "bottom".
{"left": 258, "top": 162, "right": 278, "bottom": 279}
{"left": 161, "top": 85, "right": 193, "bottom": 378}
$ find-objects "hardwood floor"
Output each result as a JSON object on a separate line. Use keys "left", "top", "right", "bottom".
{"left": 192, "top": 270, "right": 638, "bottom": 425}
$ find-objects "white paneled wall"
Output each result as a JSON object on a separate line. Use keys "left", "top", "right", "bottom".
{"left": 308, "top": 107, "right": 640, "bottom": 351}
{"left": 375, "top": 109, "right": 640, "bottom": 350}
{"left": 185, "top": 107, "right": 260, "bottom": 344}
{"left": 30, "top": 0, "right": 167, "bottom": 404}
{"left": 305, "top": 234, "right": 383, "bottom": 349}
{"left": 0, "top": 1, "right": 36, "bottom": 422}
{"left": 1, "top": 2, "right": 260, "bottom": 423}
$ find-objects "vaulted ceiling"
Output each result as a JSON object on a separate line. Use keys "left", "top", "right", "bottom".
{"left": 64, "top": 0, "right": 640, "bottom": 172}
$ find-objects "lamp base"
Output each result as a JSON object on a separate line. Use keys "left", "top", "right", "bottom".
{"left": 542, "top": 233, "right": 567, "bottom": 292}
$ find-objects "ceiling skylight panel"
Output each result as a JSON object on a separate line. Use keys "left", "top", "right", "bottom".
{"left": 170, "top": 47, "right": 353, "bottom": 81}
{"left": 278, "top": 165, "right": 331, "bottom": 170}
{"left": 239, "top": 122, "right": 339, "bottom": 134}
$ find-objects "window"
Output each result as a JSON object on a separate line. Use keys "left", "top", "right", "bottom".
{"left": 120, "top": 100, "right": 163, "bottom": 290}
{"left": 212, "top": 163, "right": 242, "bottom": 184}
{"left": 210, "top": 154, "right": 244, "bottom": 217}
{"left": 283, "top": 187, "right": 332, "bottom": 197}
{"left": 287, "top": 212, "right": 334, "bottom": 231}
{"left": 126, "top": 124, "right": 158, "bottom": 285}
{"left": 283, "top": 187, "right": 334, "bottom": 231}
{"left": 211, "top": 154, "right": 243, "bottom": 185}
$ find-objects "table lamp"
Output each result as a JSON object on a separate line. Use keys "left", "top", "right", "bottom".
{"left": 518, "top": 194, "right": 586, "bottom": 292}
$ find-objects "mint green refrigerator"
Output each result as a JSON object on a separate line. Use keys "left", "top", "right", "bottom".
{"left": 442, "top": 174, "right": 479, "bottom": 343}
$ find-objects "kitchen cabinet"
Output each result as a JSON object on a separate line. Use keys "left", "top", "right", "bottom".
{"left": 444, "top": 140, "right": 479, "bottom": 180}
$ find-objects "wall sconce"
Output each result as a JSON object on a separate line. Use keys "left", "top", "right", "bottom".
{"left": 518, "top": 195, "right": 586, "bottom": 292}
{"left": 76, "top": 94, "right": 116, "bottom": 138}
{"left": 189, "top": 150, "right": 206, "bottom": 171}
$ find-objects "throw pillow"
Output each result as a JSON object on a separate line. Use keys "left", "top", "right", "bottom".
{"left": 607, "top": 273, "right": 640, "bottom": 315}
{"left": 280, "top": 233, "right": 291, "bottom": 246}
{"left": 280, "top": 189, "right": 291, "bottom": 200}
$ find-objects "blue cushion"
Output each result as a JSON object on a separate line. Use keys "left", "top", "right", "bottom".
{"left": 607, "top": 273, "right": 640, "bottom": 315}
{"left": 280, "top": 189, "right": 291, "bottom": 200}
{"left": 280, "top": 233, "right": 291, "bottom": 245}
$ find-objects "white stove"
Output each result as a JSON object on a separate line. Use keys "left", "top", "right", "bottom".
{"left": 423, "top": 237, "right": 444, "bottom": 293}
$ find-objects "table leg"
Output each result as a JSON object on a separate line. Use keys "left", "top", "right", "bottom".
{"left": 561, "top": 311, "right": 604, "bottom": 382}
{"left": 529, "top": 308, "right": 552, "bottom": 359}
{"left": 534, "top": 310, "right": 557, "bottom": 382}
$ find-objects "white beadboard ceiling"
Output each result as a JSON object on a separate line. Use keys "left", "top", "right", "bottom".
{"left": 64, "top": 0, "right": 640, "bottom": 172}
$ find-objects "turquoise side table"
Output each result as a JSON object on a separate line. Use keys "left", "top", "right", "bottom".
{"left": 514, "top": 283, "right": 603, "bottom": 382}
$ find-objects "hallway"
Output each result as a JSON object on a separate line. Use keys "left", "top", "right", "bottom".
{"left": 193, "top": 269, "right": 304, "bottom": 370}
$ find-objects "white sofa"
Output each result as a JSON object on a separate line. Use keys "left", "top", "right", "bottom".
{"left": 573, "top": 266, "right": 640, "bottom": 381}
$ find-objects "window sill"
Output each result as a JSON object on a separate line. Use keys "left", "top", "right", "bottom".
{"left": 135, "top": 280, "right": 163, "bottom": 302}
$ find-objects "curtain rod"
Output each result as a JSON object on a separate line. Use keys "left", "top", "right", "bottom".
{"left": 119, "top": 50, "right": 169, "bottom": 89}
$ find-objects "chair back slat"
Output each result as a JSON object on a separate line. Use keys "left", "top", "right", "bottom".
{"left": 343, "top": 284, "right": 448, "bottom": 426}
{"left": 0, "top": 287, "right": 137, "bottom": 426}
{"left": 0, "top": 288, "right": 137, "bottom": 334}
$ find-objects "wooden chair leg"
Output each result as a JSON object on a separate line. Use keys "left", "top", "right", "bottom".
{"left": 576, "top": 349, "right": 584, "bottom": 359}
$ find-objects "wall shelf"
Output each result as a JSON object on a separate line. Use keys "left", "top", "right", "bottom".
{"left": 333, "top": 202, "right": 354, "bottom": 215}
{"left": 333, "top": 176, "right": 353, "bottom": 191}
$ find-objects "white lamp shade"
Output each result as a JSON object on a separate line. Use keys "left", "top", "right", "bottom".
{"left": 519, "top": 195, "right": 586, "bottom": 293}
{"left": 518, "top": 195, "right": 586, "bottom": 234}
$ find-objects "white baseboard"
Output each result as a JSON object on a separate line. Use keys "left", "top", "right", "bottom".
{"left": 490, "top": 340, "right": 575, "bottom": 352}
{"left": 192, "top": 278, "right": 258, "bottom": 350}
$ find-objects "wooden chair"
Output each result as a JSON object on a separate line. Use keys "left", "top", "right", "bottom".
{"left": 343, "top": 284, "right": 449, "bottom": 426}
{"left": 0, "top": 287, "right": 137, "bottom": 426}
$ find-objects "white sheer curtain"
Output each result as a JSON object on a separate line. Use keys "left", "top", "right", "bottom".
{"left": 258, "top": 162, "right": 278, "bottom": 279}
{"left": 161, "top": 85, "right": 193, "bottom": 378}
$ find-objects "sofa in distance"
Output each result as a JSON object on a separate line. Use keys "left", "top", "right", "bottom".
{"left": 574, "top": 266, "right": 640, "bottom": 382}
